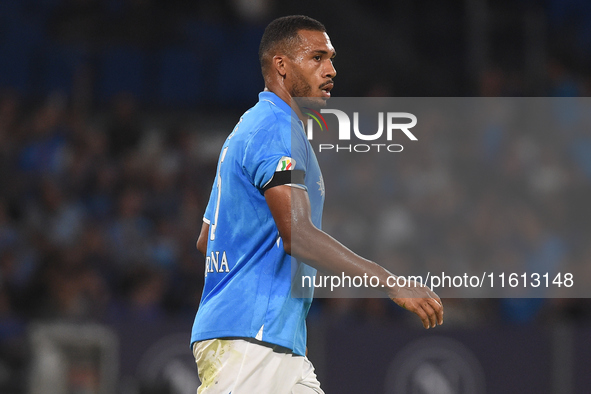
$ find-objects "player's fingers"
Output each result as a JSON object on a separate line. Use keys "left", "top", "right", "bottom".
{"left": 427, "top": 289, "right": 443, "bottom": 307}
{"left": 410, "top": 301, "right": 430, "bottom": 329}
{"left": 427, "top": 297, "right": 444, "bottom": 325}
{"left": 420, "top": 300, "right": 438, "bottom": 329}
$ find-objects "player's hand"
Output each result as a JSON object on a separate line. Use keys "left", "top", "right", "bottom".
{"left": 389, "top": 280, "right": 443, "bottom": 329}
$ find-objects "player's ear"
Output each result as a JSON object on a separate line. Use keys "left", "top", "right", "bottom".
{"left": 272, "top": 55, "right": 287, "bottom": 78}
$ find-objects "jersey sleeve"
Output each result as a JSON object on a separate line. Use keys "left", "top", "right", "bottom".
{"left": 202, "top": 176, "right": 217, "bottom": 224}
{"left": 242, "top": 122, "right": 307, "bottom": 192}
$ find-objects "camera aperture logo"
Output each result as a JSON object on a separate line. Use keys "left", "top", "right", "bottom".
{"left": 305, "top": 109, "right": 417, "bottom": 153}
{"left": 303, "top": 107, "right": 329, "bottom": 132}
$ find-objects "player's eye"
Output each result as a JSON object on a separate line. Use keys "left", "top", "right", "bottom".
{"left": 313, "top": 55, "right": 321, "bottom": 61}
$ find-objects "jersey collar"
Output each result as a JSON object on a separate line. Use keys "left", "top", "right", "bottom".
{"left": 258, "top": 91, "right": 292, "bottom": 117}
{"left": 258, "top": 91, "right": 307, "bottom": 133}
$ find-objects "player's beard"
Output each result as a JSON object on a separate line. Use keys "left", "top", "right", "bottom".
{"left": 290, "top": 72, "right": 327, "bottom": 110}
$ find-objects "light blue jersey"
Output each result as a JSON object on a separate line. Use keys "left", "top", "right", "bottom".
{"left": 191, "top": 91, "right": 325, "bottom": 356}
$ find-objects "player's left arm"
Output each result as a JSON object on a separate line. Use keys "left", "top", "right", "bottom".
{"left": 196, "top": 221, "right": 209, "bottom": 257}
{"left": 265, "top": 185, "right": 443, "bottom": 329}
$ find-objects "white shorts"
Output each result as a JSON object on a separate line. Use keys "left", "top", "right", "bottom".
{"left": 193, "top": 338, "right": 324, "bottom": 394}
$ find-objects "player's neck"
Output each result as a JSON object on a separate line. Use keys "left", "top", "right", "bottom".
{"left": 264, "top": 86, "right": 306, "bottom": 123}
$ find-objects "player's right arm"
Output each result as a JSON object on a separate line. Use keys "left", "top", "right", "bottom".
{"left": 197, "top": 221, "right": 209, "bottom": 257}
{"left": 265, "top": 185, "right": 443, "bottom": 329}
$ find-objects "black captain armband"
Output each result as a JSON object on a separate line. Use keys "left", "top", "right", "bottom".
{"left": 262, "top": 170, "right": 305, "bottom": 192}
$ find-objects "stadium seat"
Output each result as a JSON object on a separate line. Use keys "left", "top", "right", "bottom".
{"left": 97, "top": 46, "right": 147, "bottom": 104}
{"left": 0, "top": 5, "right": 42, "bottom": 94}
{"left": 183, "top": 19, "right": 228, "bottom": 51}
{"left": 39, "top": 43, "right": 88, "bottom": 97}
{"left": 157, "top": 47, "right": 204, "bottom": 107}
{"left": 214, "top": 25, "right": 264, "bottom": 105}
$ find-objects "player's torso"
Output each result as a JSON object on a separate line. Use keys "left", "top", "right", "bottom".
{"left": 193, "top": 93, "right": 324, "bottom": 354}
{"left": 204, "top": 107, "right": 278, "bottom": 288}
{"left": 204, "top": 100, "right": 324, "bottom": 289}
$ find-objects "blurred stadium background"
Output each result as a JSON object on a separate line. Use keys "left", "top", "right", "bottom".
{"left": 1, "top": 0, "right": 591, "bottom": 393}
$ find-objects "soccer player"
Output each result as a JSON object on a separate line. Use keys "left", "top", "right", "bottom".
{"left": 193, "top": 15, "right": 443, "bottom": 394}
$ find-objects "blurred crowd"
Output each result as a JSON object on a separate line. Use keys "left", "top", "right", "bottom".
{"left": 0, "top": 91, "right": 220, "bottom": 388}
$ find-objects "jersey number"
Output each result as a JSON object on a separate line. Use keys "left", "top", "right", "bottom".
{"left": 210, "top": 146, "right": 228, "bottom": 241}
{"left": 209, "top": 113, "right": 247, "bottom": 241}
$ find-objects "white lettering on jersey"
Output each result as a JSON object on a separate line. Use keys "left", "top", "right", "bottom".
{"left": 205, "top": 251, "right": 230, "bottom": 277}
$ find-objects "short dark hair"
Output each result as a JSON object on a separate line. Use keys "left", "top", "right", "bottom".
{"left": 259, "top": 15, "right": 326, "bottom": 77}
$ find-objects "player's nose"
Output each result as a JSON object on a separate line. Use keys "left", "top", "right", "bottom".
{"left": 324, "top": 60, "right": 336, "bottom": 79}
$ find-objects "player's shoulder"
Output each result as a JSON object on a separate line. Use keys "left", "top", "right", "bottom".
{"left": 239, "top": 100, "right": 290, "bottom": 143}
{"left": 253, "top": 97, "right": 291, "bottom": 129}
